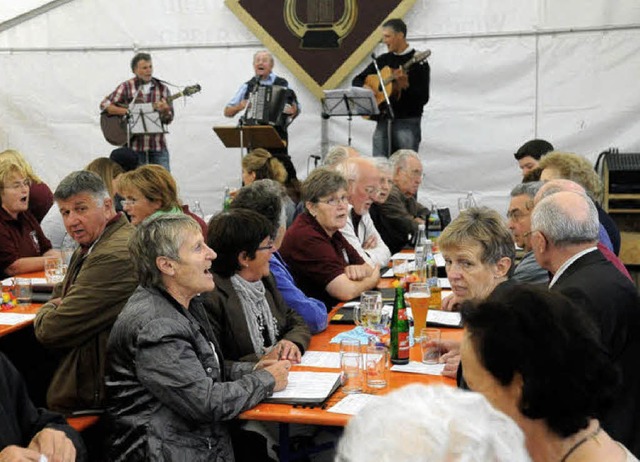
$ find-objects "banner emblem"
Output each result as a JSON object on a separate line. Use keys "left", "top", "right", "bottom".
{"left": 225, "top": 0, "right": 418, "bottom": 98}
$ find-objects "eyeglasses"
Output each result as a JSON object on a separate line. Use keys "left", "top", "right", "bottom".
{"left": 120, "top": 199, "right": 137, "bottom": 207}
{"left": 317, "top": 196, "right": 349, "bottom": 207}
{"left": 364, "top": 186, "right": 381, "bottom": 196}
{"left": 506, "top": 209, "right": 530, "bottom": 221}
{"left": 4, "top": 179, "right": 31, "bottom": 190}
{"left": 402, "top": 168, "right": 424, "bottom": 180}
{"left": 256, "top": 240, "right": 275, "bottom": 251}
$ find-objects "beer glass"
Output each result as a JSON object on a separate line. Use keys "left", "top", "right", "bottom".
{"left": 405, "top": 283, "right": 430, "bottom": 333}
{"left": 354, "top": 291, "right": 382, "bottom": 330}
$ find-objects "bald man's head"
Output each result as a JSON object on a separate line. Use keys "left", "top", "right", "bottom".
{"left": 534, "top": 179, "right": 586, "bottom": 204}
{"left": 531, "top": 191, "right": 599, "bottom": 247}
{"left": 335, "top": 157, "right": 380, "bottom": 215}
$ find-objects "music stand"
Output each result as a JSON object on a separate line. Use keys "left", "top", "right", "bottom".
{"left": 322, "top": 87, "right": 379, "bottom": 146}
{"left": 129, "top": 103, "right": 166, "bottom": 136}
{"left": 213, "top": 125, "right": 286, "bottom": 182}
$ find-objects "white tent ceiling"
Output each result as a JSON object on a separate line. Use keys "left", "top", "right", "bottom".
{"left": 0, "top": 0, "right": 639, "bottom": 217}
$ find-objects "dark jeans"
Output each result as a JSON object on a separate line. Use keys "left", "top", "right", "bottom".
{"left": 373, "top": 117, "right": 422, "bottom": 157}
{"left": 136, "top": 148, "right": 170, "bottom": 171}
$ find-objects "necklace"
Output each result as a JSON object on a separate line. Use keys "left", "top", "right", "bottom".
{"left": 559, "top": 424, "right": 602, "bottom": 462}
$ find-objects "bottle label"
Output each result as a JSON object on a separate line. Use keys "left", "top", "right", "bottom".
{"left": 398, "top": 332, "right": 410, "bottom": 359}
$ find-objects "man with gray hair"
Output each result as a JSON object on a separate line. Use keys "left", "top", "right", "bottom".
{"left": 370, "top": 149, "right": 429, "bottom": 253}
{"left": 322, "top": 145, "right": 359, "bottom": 169}
{"left": 34, "top": 171, "right": 137, "bottom": 413}
{"left": 535, "top": 179, "right": 631, "bottom": 280}
{"left": 507, "top": 181, "right": 548, "bottom": 284}
{"left": 531, "top": 191, "right": 640, "bottom": 455}
{"left": 224, "top": 49, "right": 300, "bottom": 181}
{"left": 335, "top": 158, "right": 391, "bottom": 267}
{"left": 336, "top": 384, "right": 531, "bottom": 462}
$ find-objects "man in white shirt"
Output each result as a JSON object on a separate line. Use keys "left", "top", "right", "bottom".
{"left": 336, "top": 157, "right": 391, "bottom": 267}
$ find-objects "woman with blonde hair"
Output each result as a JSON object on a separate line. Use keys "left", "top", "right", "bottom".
{"left": 242, "top": 148, "right": 287, "bottom": 185}
{"left": 538, "top": 151, "right": 620, "bottom": 255}
{"left": 85, "top": 157, "right": 124, "bottom": 200}
{"left": 242, "top": 148, "right": 296, "bottom": 225}
{"left": 118, "top": 164, "right": 207, "bottom": 235}
{"left": 0, "top": 149, "right": 53, "bottom": 222}
{"left": 0, "top": 160, "right": 58, "bottom": 277}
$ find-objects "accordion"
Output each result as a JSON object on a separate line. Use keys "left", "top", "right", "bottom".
{"left": 243, "top": 84, "right": 289, "bottom": 128}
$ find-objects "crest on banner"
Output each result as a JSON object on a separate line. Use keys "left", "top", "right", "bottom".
{"left": 225, "top": 0, "right": 418, "bottom": 99}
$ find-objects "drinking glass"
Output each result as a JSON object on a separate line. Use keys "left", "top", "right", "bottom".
{"left": 392, "top": 256, "right": 412, "bottom": 279}
{"left": 44, "top": 256, "right": 65, "bottom": 284}
{"left": 354, "top": 291, "right": 382, "bottom": 330}
{"left": 428, "top": 279, "right": 442, "bottom": 310}
{"left": 405, "top": 282, "right": 430, "bottom": 333}
{"left": 340, "top": 339, "right": 363, "bottom": 394}
{"left": 420, "top": 328, "right": 441, "bottom": 364}
{"left": 365, "top": 344, "right": 389, "bottom": 389}
{"left": 13, "top": 278, "right": 32, "bottom": 306}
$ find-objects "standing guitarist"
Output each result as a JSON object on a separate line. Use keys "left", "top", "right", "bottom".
{"left": 352, "top": 19, "right": 430, "bottom": 158}
{"left": 100, "top": 53, "right": 174, "bottom": 170}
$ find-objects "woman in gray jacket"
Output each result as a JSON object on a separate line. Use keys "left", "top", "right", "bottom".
{"left": 106, "top": 214, "right": 290, "bottom": 461}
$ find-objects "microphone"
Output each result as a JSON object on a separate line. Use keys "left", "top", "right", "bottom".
{"left": 248, "top": 75, "right": 260, "bottom": 92}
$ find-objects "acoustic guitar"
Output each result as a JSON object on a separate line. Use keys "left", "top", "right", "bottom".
{"left": 100, "top": 84, "right": 201, "bottom": 146}
{"left": 363, "top": 50, "right": 431, "bottom": 119}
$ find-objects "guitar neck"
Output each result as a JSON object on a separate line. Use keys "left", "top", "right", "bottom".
{"left": 167, "top": 93, "right": 184, "bottom": 103}
{"left": 382, "top": 56, "right": 419, "bottom": 85}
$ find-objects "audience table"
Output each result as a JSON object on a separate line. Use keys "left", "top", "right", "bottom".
{"left": 239, "top": 313, "right": 461, "bottom": 427}
{"left": 0, "top": 271, "right": 46, "bottom": 337}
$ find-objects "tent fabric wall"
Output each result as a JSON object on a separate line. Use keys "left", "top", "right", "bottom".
{"left": 0, "top": 0, "right": 639, "bottom": 217}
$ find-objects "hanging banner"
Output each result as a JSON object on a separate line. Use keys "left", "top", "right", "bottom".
{"left": 225, "top": 0, "right": 418, "bottom": 99}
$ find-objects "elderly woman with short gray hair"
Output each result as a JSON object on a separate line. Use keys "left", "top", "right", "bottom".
{"left": 280, "top": 168, "right": 379, "bottom": 310}
{"left": 106, "top": 214, "right": 290, "bottom": 461}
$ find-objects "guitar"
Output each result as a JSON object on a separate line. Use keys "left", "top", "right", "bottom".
{"left": 100, "top": 84, "right": 201, "bottom": 146}
{"left": 363, "top": 50, "right": 431, "bottom": 119}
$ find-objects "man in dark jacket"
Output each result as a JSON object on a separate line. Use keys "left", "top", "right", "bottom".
{"left": 370, "top": 149, "right": 429, "bottom": 253}
{"left": 531, "top": 191, "right": 640, "bottom": 457}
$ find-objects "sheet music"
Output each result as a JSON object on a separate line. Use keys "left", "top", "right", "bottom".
{"left": 269, "top": 372, "right": 341, "bottom": 401}
{"left": 322, "top": 87, "right": 379, "bottom": 116}
{"left": 390, "top": 361, "right": 446, "bottom": 376}
{"left": 427, "top": 310, "right": 461, "bottom": 327}
{"left": 299, "top": 351, "right": 341, "bottom": 369}
{"left": 390, "top": 252, "right": 445, "bottom": 268}
{"left": 327, "top": 393, "right": 383, "bottom": 415}
{"left": 0, "top": 313, "right": 36, "bottom": 325}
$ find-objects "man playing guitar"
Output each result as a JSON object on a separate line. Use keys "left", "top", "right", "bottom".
{"left": 100, "top": 53, "right": 174, "bottom": 170}
{"left": 352, "top": 19, "right": 430, "bottom": 158}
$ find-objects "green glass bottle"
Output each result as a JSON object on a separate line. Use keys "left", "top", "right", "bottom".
{"left": 390, "top": 286, "right": 410, "bottom": 365}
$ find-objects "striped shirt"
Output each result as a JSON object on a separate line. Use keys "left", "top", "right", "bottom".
{"left": 101, "top": 77, "right": 173, "bottom": 152}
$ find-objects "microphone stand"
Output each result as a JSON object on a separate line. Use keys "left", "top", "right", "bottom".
{"left": 371, "top": 53, "right": 394, "bottom": 157}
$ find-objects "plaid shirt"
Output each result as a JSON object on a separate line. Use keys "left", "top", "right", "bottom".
{"left": 101, "top": 77, "right": 174, "bottom": 152}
